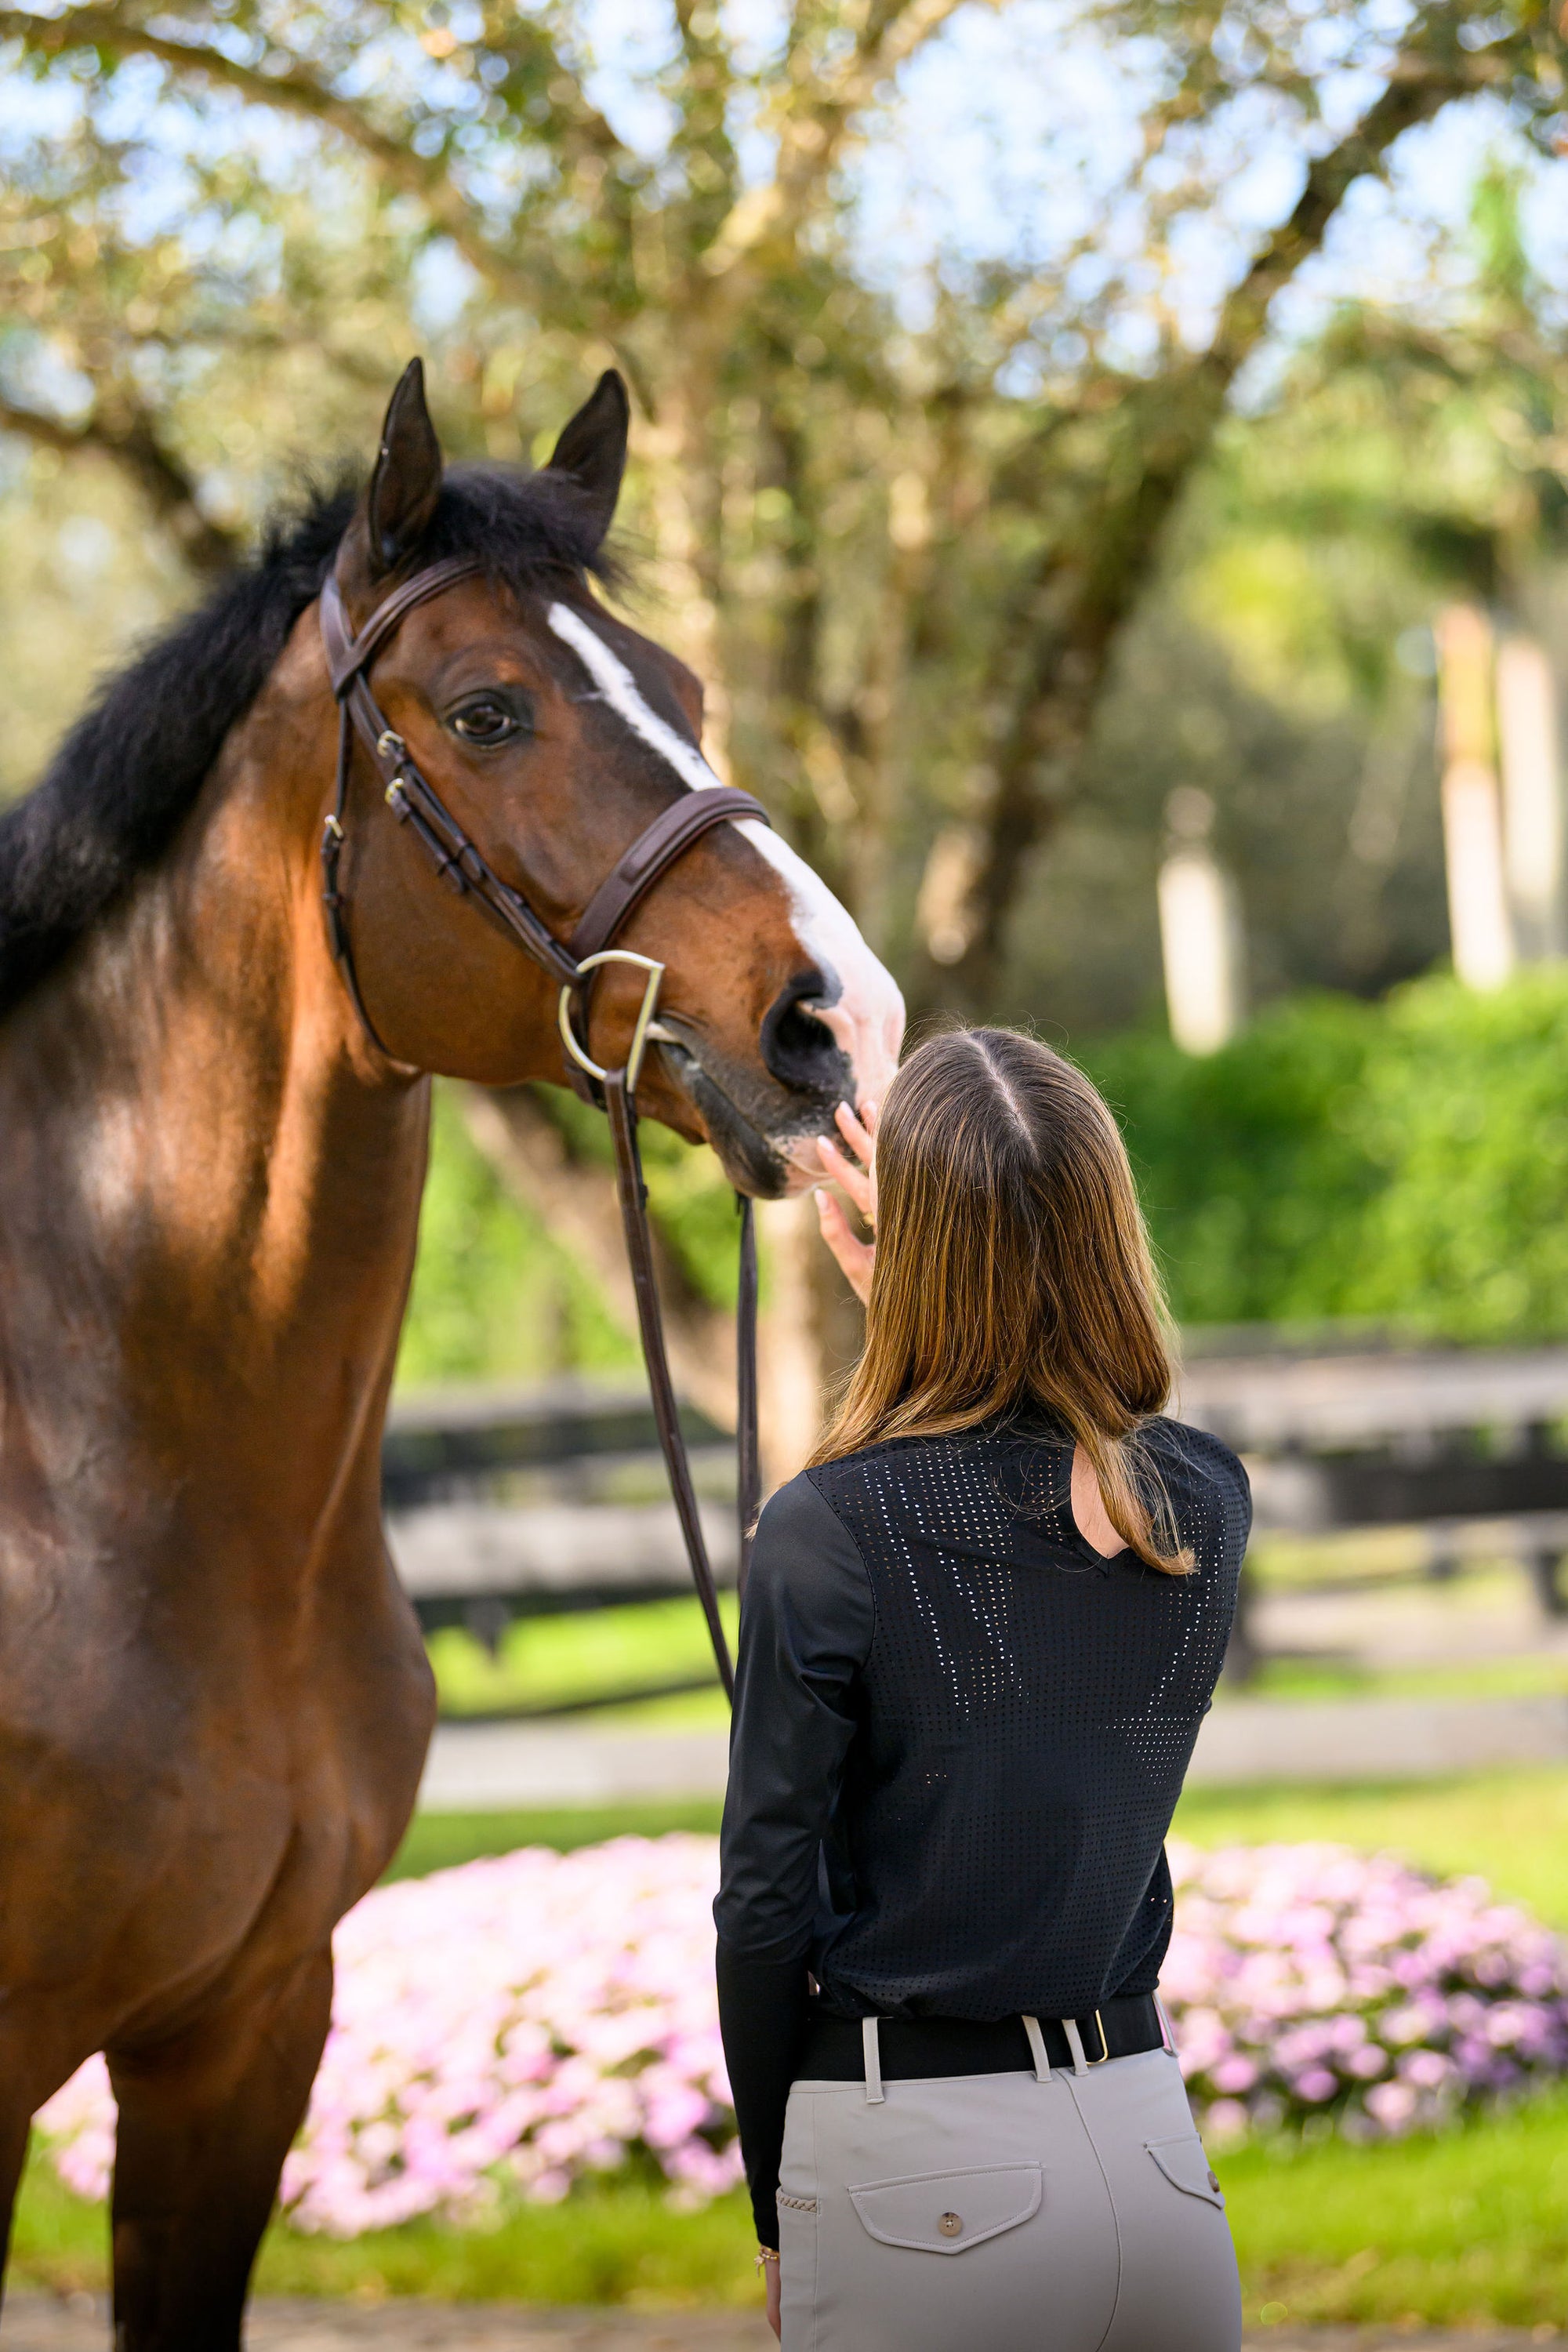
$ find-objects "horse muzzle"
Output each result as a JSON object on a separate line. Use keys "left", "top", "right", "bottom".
{"left": 651, "top": 996, "right": 855, "bottom": 1199}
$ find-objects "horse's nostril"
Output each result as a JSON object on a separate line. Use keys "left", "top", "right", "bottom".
{"left": 760, "top": 968, "right": 851, "bottom": 1097}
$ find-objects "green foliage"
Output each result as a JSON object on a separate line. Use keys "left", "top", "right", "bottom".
{"left": 426, "top": 1593, "right": 738, "bottom": 1719}
{"left": 1349, "top": 971, "right": 1568, "bottom": 1339}
{"left": 394, "top": 1083, "right": 741, "bottom": 1392}
{"left": 533, "top": 1083, "right": 743, "bottom": 1312}
{"left": 1086, "top": 993, "right": 1380, "bottom": 1327}
{"left": 396, "top": 1087, "right": 634, "bottom": 1388}
{"left": 1084, "top": 967, "right": 1568, "bottom": 1342}
{"left": 9, "top": 0, "right": 1566, "bottom": 1040}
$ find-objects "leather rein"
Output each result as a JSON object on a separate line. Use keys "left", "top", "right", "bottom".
{"left": 318, "top": 555, "right": 768, "bottom": 1698}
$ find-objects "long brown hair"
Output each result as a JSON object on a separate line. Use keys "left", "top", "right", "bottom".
{"left": 812, "top": 1026, "right": 1192, "bottom": 1574}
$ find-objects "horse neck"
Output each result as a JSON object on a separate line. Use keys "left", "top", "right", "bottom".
{"left": 0, "top": 683, "right": 430, "bottom": 1502}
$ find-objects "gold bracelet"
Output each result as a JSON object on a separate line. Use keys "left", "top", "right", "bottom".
{"left": 755, "top": 2246, "right": 781, "bottom": 2271}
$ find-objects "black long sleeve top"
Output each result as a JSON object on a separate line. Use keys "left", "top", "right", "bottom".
{"left": 714, "top": 1414, "right": 1249, "bottom": 2244}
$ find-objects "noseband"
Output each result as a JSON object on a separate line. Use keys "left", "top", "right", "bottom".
{"left": 318, "top": 557, "right": 769, "bottom": 1696}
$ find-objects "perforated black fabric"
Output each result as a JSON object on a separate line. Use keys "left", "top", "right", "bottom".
{"left": 716, "top": 1415, "right": 1249, "bottom": 2023}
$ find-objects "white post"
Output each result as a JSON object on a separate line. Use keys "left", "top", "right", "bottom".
{"left": 1436, "top": 604, "right": 1514, "bottom": 992}
{"left": 1497, "top": 635, "right": 1565, "bottom": 962}
{"left": 1157, "top": 789, "right": 1243, "bottom": 1056}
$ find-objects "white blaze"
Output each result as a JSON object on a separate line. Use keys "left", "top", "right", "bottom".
{"left": 548, "top": 604, "right": 903, "bottom": 1174}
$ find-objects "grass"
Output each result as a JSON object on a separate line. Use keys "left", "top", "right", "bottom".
{"left": 429, "top": 1595, "right": 737, "bottom": 1722}
{"left": 9, "top": 2161, "right": 760, "bottom": 2308}
{"left": 1222, "top": 2089, "right": 1568, "bottom": 2332}
{"left": 1221, "top": 1650, "right": 1568, "bottom": 1704}
{"left": 425, "top": 1552, "right": 1568, "bottom": 1726}
{"left": 16, "top": 2092, "right": 1568, "bottom": 2328}
{"left": 19, "top": 1767, "right": 1568, "bottom": 2324}
{"left": 1171, "top": 1764, "right": 1568, "bottom": 1932}
{"left": 388, "top": 1799, "right": 724, "bottom": 1880}
{"left": 388, "top": 1766, "right": 1568, "bottom": 1932}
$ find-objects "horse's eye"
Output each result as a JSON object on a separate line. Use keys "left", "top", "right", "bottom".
{"left": 448, "top": 691, "right": 528, "bottom": 746}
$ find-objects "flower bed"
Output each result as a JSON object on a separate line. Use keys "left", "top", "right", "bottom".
{"left": 39, "top": 1837, "right": 740, "bottom": 2234}
{"left": 1165, "top": 1838, "right": 1568, "bottom": 2141}
{"left": 35, "top": 1835, "right": 1568, "bottom": 2234}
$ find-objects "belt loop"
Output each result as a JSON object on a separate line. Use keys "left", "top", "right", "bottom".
{"left": 1153, "top": 1993, "right": 1176, "bottom": 2054}
{"left": 1062, "top": 2016, "right": 1090, "bottom": 2077}
{"left": 862, "top": 2016, "right": 884, "bottom": 2104}
{"left": 1022, "top": 2014, "right": 1051, "bottom": 2082}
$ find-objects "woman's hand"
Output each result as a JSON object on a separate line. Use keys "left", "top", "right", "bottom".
{"left": 813, "top": 1098, "right": 877, "bottom": 1306}
{"left": 766, "top": 2256, "right": 782, "bottom": 2339}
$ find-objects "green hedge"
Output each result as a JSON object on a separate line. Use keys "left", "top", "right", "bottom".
{"left": 1084, "top": 967, "right": 1568, "bottom": 1341}
{"left": 398, "top": 970, "right": 1568, "bottom": 1383}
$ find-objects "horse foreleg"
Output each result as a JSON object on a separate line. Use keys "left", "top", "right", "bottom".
{"left": 0, "top": 2092, "right": 32, "bottom": 2319}
{"left": 106, "top": 1947, "right": 333, "bottom": 2352}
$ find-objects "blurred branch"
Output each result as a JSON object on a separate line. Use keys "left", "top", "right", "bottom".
{"left": 1209, "top": 29, "right": 1515, "bottom": 376}
{"left": 0, "top": 6, "right": 548, "bottom": 312}
{"left": 701, "top": 0, "right": 973, "bottom": 285}
{"left": 0, "top": 390, "right": 238, "bottom": 575}
{"left": 932, "top": 0, "right": 1536, "bottom": 1007}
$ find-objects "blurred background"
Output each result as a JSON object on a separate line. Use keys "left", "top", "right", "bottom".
{"left": 7, "top": 0, "right": 1568, "bottom": 2339}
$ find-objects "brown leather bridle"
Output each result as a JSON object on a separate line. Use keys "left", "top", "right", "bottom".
{"left": 318, "top": 555, "right": 770, "bottom": 1697}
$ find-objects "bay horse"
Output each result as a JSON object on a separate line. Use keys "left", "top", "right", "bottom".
{"left": 0, "top": 361, "right": 903, "bottom": 2347}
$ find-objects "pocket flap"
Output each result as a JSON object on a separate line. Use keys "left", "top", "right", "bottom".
{"left": 1146, "top": 2136, "right": 1225, "bottom": 2207}
{"left": 848, "top": 2163, "right": 1042, "bottom": 2255}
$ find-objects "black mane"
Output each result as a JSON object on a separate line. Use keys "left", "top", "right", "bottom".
{"left": 0, "top": 463, "right": 612, "bottom": 1021}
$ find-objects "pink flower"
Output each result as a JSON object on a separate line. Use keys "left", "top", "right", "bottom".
{"left": 31, "top": 1834, "right": 1568, "bottom": 2227}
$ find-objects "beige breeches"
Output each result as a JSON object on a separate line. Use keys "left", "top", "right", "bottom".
{"left": 777, "top": 2038, "right": 1242, "bottom": 2352}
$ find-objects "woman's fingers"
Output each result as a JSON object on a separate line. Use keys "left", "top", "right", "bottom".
{"left": 818, "top": 1099, "right": 877, "bottom": 1225}
{"left": 815, "top": 1134, "right": 873, "bottom": 1221}
{"left": 836, "top": 1097, "right": 877, "bottom": 1168}
{"left": 813, "top": 1095, "right": 878, "bottom": 1304}
{"left": 815, "top": 1185, "right": 874, "bottom": 1307}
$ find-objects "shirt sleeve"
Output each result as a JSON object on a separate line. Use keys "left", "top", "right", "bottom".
{"left": 714, "top": 1469, "right": 876, "bottom": 2245}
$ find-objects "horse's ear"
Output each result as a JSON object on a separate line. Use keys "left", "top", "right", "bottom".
{"left": 543, "top": 370, "right": 629, "bottom": 549}
{"left": 342, "top": 359, "right": 444, "bottom": 589}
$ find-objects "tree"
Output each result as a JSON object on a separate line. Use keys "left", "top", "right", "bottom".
{"left": 2, "top": 0, "right": 1562, "bottom": 1004}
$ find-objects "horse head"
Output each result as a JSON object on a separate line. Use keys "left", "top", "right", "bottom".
{"left": 321, "top": 361, "right": 904, "bottom": 1194}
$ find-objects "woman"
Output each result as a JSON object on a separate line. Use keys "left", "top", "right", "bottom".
{"left": 715, "top": 1027, "right": 1249, "bottom": 2351}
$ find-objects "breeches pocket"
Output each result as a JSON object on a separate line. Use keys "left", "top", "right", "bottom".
{"left": 848, "top": 2161, "right": 1041, "bottom": 2254}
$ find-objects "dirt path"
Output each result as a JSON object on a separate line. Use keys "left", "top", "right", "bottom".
{"left": 1, "top": 2299, "right": 1556, "bottom": 2350}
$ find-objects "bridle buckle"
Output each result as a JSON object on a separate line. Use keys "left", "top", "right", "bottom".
{"left": 557, "top": 949, "right": 666, "bottom": 1094}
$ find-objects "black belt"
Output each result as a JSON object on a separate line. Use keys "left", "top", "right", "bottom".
{"left": 796, "top": 1993, "right": 1163, "bottom": 2083}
